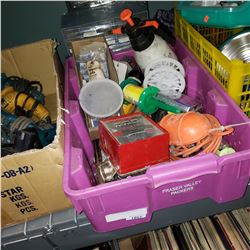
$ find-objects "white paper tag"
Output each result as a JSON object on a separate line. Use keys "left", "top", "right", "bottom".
{"left": 113, "top": 60, "right": 127, "bottom": 83}
{"left": 105, "top": 208, "right": 147, "bottom": 223}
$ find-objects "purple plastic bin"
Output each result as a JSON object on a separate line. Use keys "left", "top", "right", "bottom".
{"left": 63, "top": 37, "right": 250, "bottom": 232}
{"left": 111, "top": 48, "right": 135, "bottom": 61}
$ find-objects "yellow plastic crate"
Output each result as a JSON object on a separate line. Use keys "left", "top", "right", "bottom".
{"left": 175, "top": 10, "right": 250, "bottom": 117}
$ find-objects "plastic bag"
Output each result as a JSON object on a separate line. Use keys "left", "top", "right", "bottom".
{"left": 77, "top": 42, "right": 109, "bottom": 83}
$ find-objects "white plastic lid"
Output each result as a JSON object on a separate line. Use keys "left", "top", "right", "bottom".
{"left": 144, "top": 57, "right": 185, "bottom": 77}
{"left": 143, "top": 66, "right": 186, "bottom": 99}
{"left": 79, "top": 79, "right": 124, "bottom": 118}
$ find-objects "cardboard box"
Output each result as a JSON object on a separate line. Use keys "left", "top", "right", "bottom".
{"left": 70, "top": 36, "right": 119, "bottom": 140}
{"left": 1, "top": 39, "right": 72, "bottom": 227}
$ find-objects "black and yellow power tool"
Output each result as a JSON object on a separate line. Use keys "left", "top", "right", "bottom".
{"left": 1, "top": 85, "right": 51, "bottom": 123}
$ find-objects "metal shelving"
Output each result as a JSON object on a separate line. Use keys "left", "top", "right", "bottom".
{"left": 2, "top": 185, "right": 250, "bottom": 250}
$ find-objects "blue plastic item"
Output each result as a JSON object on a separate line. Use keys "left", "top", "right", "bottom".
{"left": 177, "top": 1, "right": 250, "bottom": 28}
{"left": 1, "top": 110, "right": 56, "bottom": 147}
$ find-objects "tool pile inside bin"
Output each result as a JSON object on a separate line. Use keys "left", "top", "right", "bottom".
{"left": 74, "top": 7, "right": 249, "bottom": 184}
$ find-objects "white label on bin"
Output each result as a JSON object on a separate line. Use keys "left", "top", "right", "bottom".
{"left": 105, "top": 208, "right": 147, "bottom": 222}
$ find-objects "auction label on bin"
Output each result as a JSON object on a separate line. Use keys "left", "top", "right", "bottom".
{"left": 105, "top": 208, "right": 147, "bottom": 222}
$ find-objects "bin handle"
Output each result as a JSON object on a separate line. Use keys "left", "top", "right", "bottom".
{"left": 146, "top": 154, "right": 219, "bottom": 189}
{"left": 69, "top": 100, "right": 95, "bottom": 165}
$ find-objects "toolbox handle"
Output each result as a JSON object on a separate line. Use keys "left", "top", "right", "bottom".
{"left": 146, "top": 154, "right": 219, "bottom": 189}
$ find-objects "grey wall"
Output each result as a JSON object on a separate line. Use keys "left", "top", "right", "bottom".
{"left": 1, "top": 1, "right": 68, "bottom": 62}
{"left": 1, "top": 1, "right": 175, "bottom": 63}
{"left": 148, "top": 1, "right": 175, "bottom": 18}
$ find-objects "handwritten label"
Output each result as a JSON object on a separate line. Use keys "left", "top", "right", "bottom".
{"left": 105, "top": 208, "right": 147, "bottom": 223}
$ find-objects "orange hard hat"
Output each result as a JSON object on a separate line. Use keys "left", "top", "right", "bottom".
{"left": 159, "top": 112, "right": 233, "bottom": 160}
{"left": 159, "top": 112, "right": 212, "bottom": 145}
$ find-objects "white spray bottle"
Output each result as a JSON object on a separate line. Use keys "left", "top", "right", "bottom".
{"left": 112, "top": 9, "right": 177, "bottom": 71}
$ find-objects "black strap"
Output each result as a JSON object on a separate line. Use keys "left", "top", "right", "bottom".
{"left": 29, "top": 99, "right": 40, "bottom": 117}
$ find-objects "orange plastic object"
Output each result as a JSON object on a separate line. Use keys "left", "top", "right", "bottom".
{"left": 120, "top": 9, "right": 134, "bottom": 26}
{"left": 112, "top": 27, "right": 122, "bottom": 35}
{"left": 142, "top": 20, "right": 159, "bottom": 29}
{"left": 160, "top": 112, "right": 211, "bottom": 145}
{"left": 112, "top": 9, "right": 160, "bottom": 35}
{"left": 159, "top": 112, "right": 233, "bottom": 160}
